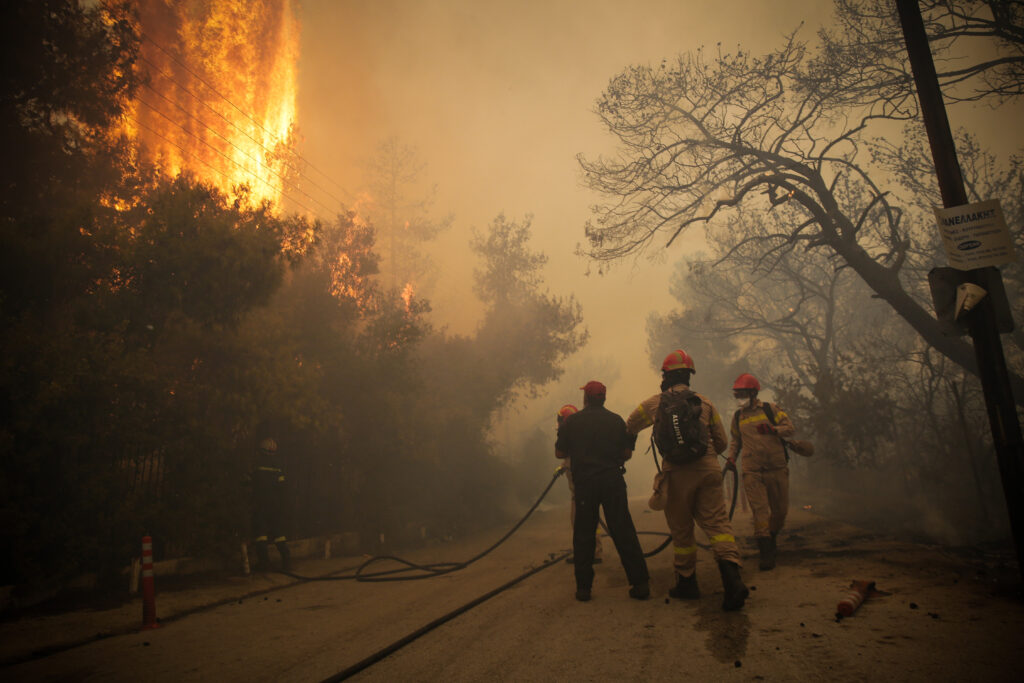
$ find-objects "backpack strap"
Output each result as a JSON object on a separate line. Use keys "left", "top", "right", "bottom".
{"left": 761, "top": 403, "right": 790, "bottom": 463}
{"left": 732, "top": 409, "right": 742, "bottom": 455}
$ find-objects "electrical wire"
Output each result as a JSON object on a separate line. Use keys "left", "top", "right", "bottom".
{"left": 129, "top": 101, "right": 329, "bottom": 223}
{"left": 137, "top": 82, "right": 340, "bottom": 218}
{"left": 136, "top": 52, "right": 349, "bottom": 212}
{"left": 138, "top": 32, "right": 354, "bottom": 203}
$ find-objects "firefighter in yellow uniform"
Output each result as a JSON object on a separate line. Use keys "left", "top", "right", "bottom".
{"left": 727, "top": 373, "right": 795, "bottom": 571}
{"left": 627, "top": 350, "right": 749, "bottom": 611}
{"left": 556, "top": 404, "right": 602, "bottom": 563}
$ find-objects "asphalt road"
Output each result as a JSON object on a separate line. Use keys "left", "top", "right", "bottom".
{"left": 5, "top": 496, "right": 1024, "bottom": 682}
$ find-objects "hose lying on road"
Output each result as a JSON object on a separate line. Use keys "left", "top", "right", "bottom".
{"left": 320, "top": 548, "right": 573, "bottom": 682}
{"left": 282, "top": 467, "right": 673, "bottom": 583}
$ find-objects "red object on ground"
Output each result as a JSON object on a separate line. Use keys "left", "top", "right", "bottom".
{"left": 141, "top": 536, "right": 160, "bottom": 630}
{"left": 837, "top": 579, "right": 875, "bottom": 617}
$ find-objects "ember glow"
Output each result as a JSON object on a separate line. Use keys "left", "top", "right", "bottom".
{"left": 129, "top": 0, "right": 301, "bottom": 207}
{"left": 401, "top": 282, "right": 415, "bottom": 313}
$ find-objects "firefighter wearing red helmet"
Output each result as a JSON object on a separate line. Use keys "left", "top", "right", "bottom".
{"left": 556, "top": 404, "right": 603, "bottom": 564}
{"left": 727, "top": 373, "right": 796, "bottom": 571}
{"left": 626, "top": 350, "right": 749, "bottom": 611}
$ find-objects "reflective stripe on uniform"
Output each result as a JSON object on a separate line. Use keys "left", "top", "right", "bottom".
{"left": 274, "top": 536, "right": 287, "bottom": 543}
{"left": 257, "top": 466, "right": 282, "bottom": 472}
{"left": 277, "top": 476, "right": 285, "bottom": 482}
{"left": 738, "top": 414, "right": 769, "bottom": 426}
{"left": 673, "top": 544, "right": 698, "bottom": 555}
{"left": 709, "top": 533, "right": 735, "bottom": 544}
{"left": 710, "top": 411, "right": 721, "bottom": 425}
{"left": 636, "top": 403, "right": 652, "bottom": 427}
{"left": 255, "top": 535, "right": 268, "bottom": 542}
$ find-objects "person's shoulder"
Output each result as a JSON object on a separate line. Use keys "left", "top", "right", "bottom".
{"left": 693, "top": 391, "right": 718, "bottom": 410}
{"left": 602, "top": 406, "right": 627, "bottom": 421}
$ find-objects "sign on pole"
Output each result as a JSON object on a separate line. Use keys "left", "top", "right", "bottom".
{"left": 933, "top": 199, "right": 1017, "bottom": 270}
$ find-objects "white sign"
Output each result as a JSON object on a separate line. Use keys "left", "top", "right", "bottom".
{"left": 933, "top": 199, "right": 1017, "bottom": 270}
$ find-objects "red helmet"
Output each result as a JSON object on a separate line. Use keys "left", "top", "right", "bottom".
{"left": 661, "top": 349, "right": 696, "bottom": 373}
{"left": 732, "top": 373, "right": 761, "bottom": 391}
{"left": 557, "top": 404, "right": 579, "bottom": 419}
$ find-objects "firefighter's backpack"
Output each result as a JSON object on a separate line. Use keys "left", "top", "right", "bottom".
{"left": 653, "top": 389, "right": 708, "bottom": 465}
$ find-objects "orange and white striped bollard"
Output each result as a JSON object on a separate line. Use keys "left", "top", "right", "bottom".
{"left": 836, "top": 579, "right": 875, "bottom": 617}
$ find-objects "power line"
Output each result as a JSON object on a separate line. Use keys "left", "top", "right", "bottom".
{"left": 137, "top": 52, "right": 350, "bottom": 211}
{"left": 138, "top": 31, "right": 355, "bottom": 202}
{"left": 137, "top": 86, "right": 341, "bottom": 218}
{"left": 126, "top": 110, "right": 329, "bottom": 225}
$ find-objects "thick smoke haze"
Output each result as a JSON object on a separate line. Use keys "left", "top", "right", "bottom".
{"left": 293, "top": 1, "right": 1022, "bottom": 502}
{"left": 294, "top": 2, "right": 839, "bottom": 451}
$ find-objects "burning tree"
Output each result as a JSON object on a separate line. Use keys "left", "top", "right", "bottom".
{"left": 129, "top": 0, "right": 302, "bottom": 207}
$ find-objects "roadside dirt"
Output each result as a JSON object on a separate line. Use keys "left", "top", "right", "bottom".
{"left": 3, "top": 494, "right": 1022, "bottom": 682}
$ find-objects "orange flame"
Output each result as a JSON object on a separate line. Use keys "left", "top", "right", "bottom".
{"left": 129, "top": 0, "right": 300, "bottom": 207}
{"left": 401, "top": 282, "right": 415, "bottom": 313}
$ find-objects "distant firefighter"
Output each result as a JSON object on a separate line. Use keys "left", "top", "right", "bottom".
{"left": 251, "top": 437, "right": 291, "bottom": 572}
{"left": 727, "top": 373, "right": 796, "bottom": 571}
{"left": 556, "top": 403, "right": 603, "bottom": 564}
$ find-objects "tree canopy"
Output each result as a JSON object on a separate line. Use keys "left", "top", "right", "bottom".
{"left": 578, "top": 8, "right": 1024, "bottom": 401}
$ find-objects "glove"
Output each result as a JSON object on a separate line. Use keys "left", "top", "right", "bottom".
{"left": 756, "top": 423, "right": 777, "bottom": 435}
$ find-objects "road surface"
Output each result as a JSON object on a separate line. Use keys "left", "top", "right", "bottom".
{"left": 4, "top": 495, "right": 1023, "bottom": 682}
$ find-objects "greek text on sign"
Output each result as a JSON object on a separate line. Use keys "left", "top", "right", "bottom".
{"left": 933, "top": 199, "right": 1017, "bottom": 270}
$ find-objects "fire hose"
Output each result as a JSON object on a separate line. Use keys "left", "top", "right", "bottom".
{"left": 648, "top": 439, "right": 740, "bottom": 551}
{"left": 281, "top": 467, "right": 672, "bottom": 584}
{"left": 314, "top": 467, "right": 672, "bottom": 682}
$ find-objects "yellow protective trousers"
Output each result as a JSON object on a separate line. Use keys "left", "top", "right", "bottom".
{"left": 743, "top": 467, "right": 789, "bottom": 537}
{"left": 664, "top": 456, "right": 741, "bottom": 576}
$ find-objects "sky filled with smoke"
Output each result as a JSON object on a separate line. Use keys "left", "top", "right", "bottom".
{"left": 293, "top": 0, "right": 1021, "bottom": 479}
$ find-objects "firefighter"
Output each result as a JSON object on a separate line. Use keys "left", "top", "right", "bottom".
{"left": 251, "top": 437, "right": 291, "bottom": 572}
{"left": 556, "top": 381, "right": 649, "bottom": 601}
{"left": 556, "top": 404, "right": 603, "bottom": 564}
{"left": 726, "top": 373, "right": 795, "bottom": 571}
{"left": 626, "top": 350, "right": 749, "bottom": 611}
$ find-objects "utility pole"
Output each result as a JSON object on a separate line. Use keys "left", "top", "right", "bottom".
{"left": 896, "top": 0, "right": 1024, "bottom": 581}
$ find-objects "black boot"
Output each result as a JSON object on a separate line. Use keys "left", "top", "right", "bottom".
{"left": 757, "top": 536, "right": 776, "bottom": 571}
{"left": 718, "top": 560, "right": 749, "bottom": 611}
{"left": 628, "top": 582, "right": 650, "bottom": 600}
{"left": 668, "top": 572, "right": 700, "bottom": 599}
{"left": 275, "top": 540, "right": 292, "bottom": 572}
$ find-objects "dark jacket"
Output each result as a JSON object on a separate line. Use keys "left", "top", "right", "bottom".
{"left": 555, "top": 405, "right": 632, "bottom": 484}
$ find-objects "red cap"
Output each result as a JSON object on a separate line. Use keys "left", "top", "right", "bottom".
{"left": 580, "top": 380, "right": 606, "bottom": 397}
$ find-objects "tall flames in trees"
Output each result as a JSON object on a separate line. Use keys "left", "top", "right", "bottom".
{"left": 127, "top": 0, "right": 300, "bottom": 207}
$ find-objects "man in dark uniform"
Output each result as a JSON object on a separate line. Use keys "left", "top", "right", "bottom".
{"left": 251, "top": 437, "right": 291, "bottom": 572}
{"left": 556, "top": 381, "right": 649, "bottom": 602}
